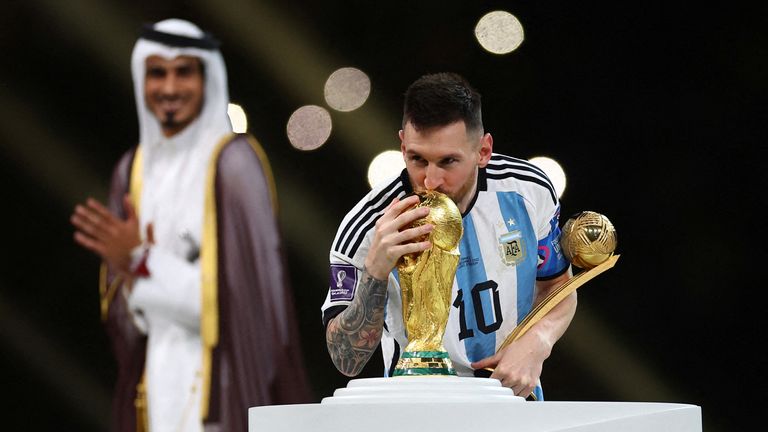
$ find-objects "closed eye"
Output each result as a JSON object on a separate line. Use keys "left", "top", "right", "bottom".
{"left": 146, "top": 67, "right": 167, "bottom": 78}
{"left": 409, "top": 155, "right": 427, "bottom": 166}
{"left": 175, "top": 65, "right": 198, "bottom": 78}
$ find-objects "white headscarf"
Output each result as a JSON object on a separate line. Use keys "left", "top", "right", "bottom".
{"left": 131, "top": 18, "right": 232, "bottom": 258}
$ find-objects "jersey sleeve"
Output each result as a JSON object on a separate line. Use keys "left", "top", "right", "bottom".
{"left": 536, "top": 202, "right": 569, "bottom": 280}
{"left": 321, "top": 254, "right": 362, "bottom": 326}
{"left": 320, "top": 197, "right": 375, "bottom": 327}
{"left": 321, "top": 175, "right": 406, "bottom": 326}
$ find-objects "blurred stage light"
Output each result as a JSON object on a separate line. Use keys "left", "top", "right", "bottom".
{"left": 287, "top": 105, "right": 332, "bottom": 151}
{"left": 475, "top": 10, "right": 524, "bottom": 55}
{"left": 227, "top": 103, "right": 248, "bottom": 133}
{"left": 367, "top": 150, "right": 405, "bottom": 188}
{"left": 529, "top": 156, "right": 567, "bottom": 198}
{"left": 324, "top": 67, "right": 371, "bottom": 112}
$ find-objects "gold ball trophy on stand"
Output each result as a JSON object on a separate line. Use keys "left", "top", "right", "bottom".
{"left": 393, "top": 190, "right": 463, "bottom": 376}
{"left": 496, "top": 210, "right": 619, "bottom": 358}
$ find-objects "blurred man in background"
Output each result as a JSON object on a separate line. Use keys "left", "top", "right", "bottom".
{"left": 71, "top": 18, "right": 310, "bottom": 432}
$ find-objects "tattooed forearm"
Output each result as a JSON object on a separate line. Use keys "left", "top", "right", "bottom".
{"left": 326, "top": 269, "right": 388, "bottom": 376}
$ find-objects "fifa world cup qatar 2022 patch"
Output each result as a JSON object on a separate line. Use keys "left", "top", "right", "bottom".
{"left": 499, "top": 230, "right": 526, "bottom": 266}
{"left": 330, "top": 264, "right": 357, "bottom": 301}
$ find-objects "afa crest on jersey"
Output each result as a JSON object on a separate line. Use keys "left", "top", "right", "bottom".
{"left": 499, "top": 230, "right": 526, "bottom": 266}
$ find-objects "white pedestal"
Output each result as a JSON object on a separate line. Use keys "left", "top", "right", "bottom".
{"left": 249, "top": 377, "right": 702, "bottom": 432}
{"left": 323, "top": 376, "right": 524, "bottom": 404}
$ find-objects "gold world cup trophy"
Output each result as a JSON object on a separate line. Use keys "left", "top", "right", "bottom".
{"left": 393, "top": 190, "right": 463, "bottom": 376}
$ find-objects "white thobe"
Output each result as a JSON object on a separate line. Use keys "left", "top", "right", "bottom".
{"left": 128, "top": 120, "right": 211, "bottom": 432}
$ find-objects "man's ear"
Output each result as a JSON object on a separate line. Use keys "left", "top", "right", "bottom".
{"left": 478, "top": 133, "right": 493, "bottom": 168}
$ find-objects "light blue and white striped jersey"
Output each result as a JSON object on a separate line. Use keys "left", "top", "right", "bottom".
{"left": 322, "top": 153, "right": 569, "bottom": 397}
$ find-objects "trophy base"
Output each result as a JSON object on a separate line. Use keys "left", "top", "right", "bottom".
{"left": 393, "top": 351, "right": 457, "bottom": 376}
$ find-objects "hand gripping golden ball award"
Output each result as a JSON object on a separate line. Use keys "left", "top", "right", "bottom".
{"left": 393, "top": 191, "right": 463, "bottom": 376}
{"left": 496, "top": 210, "right": 620, "bottom": 356}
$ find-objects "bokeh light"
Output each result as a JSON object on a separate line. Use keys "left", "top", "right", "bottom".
{"left": 324, "top": 67, "right": 371, "bottom": 112}
{"left": 528, "top": 156, "right": 567, "bottom": 198}
{"left": 227, "top": 103, "right": 248, "bottom": 133}
{"left": 475, "top": 10, "right": 524, "bottom": 55}
{"left": 286, "top": 105, "right": 332, "bottom": 151}
{"left": 367, "top": 150, "right": 405, "bottom": 188}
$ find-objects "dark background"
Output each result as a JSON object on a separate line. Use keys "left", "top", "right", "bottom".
{"left": 1, "top": 1, "right": 764, "bottom": 431}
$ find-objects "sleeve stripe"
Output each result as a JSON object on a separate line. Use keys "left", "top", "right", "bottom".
{"left": 487, "top": 162, "right": 553, "bottom": 188}
{"left": 486, "top": 171, "right": 557, "bottom": 205}
{"left": 333, "top": 177, "right": 402, "bottom": 253}
{"left": 490, "top": 154, "right": 549, "bottom": 180}
{"left": 488, "top": 155, "right": 554, "bottom": 189}
{"left": 487, "top": 155, "right": 557, "bottom": 204}
{"left": 346, "top": 204, "right": 385, "bottom": 257}
{"left": 341, "top": 186, "right": 405, "bottom": 257}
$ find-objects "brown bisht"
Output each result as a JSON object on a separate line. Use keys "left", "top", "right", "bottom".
{"left": 100, "top": 133, "right": 312, "bottom": 432}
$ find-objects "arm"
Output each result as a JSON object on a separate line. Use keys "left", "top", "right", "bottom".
{"left": 71, "top": 147, "right": 139, "bottom": 329}
{"left": 471, "top": 270, "right": 575, "bottom": 396}
{"left": 325, "top": 269, "right": 388, "bottom": 376}
{"left": 128, "top": 247, "right": 202, "bottom": 330}
{"left": 325, "top": 195, "right": 433, "bottom": 376}
{"left": 71, "top": 151, "right": 203, "bottom": 331}
{"left": 77, "top": 148, "right": 145, "bottom": 431}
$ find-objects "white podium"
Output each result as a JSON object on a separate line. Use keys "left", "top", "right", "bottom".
{"left": 249, "top": 377, "right": 702, "bottom": 432}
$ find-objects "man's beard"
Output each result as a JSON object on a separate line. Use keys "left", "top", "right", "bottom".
{"left": 428, "top": 174, "right": 477, "bottom": 210}
{"left": 162, "top": 112, "right": 178, "bottom": 129}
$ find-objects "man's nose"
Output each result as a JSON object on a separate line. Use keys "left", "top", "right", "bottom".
{"left": 423, "top": 165, "right": 443, "bottom": 190}
{"left": 161, "top": 74, "right": 178, "bottom": 95}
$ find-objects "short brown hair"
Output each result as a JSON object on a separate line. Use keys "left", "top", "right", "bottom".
{"left": 402, "top": 73, "right": 483, "bottom": 134}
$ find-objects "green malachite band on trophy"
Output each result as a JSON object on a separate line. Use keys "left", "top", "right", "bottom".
{"left": 401, "top": 351, "right": 448, "bottom": 359}
{"left": 393, "top": 351, "right": 457, "bottom": 376}
{"left": 394, "top": 368, "right": 455, "bottom": 376}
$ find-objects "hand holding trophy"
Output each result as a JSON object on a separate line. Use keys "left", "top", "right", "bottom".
{"left": 497, "top": 210, "right": 619, "bottom": 354}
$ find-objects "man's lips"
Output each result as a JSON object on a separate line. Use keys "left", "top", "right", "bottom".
{"left": 157, "top": 100, "right": 183, "bottom": 113}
